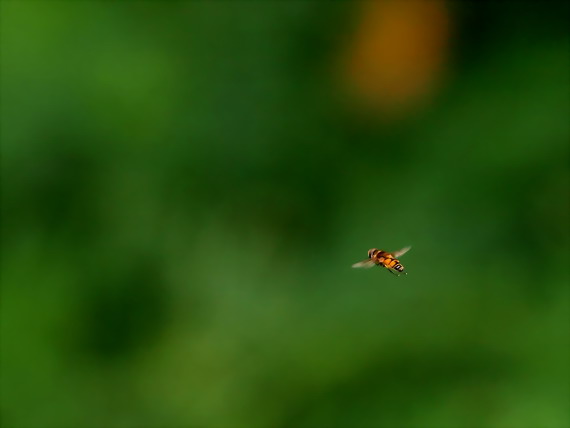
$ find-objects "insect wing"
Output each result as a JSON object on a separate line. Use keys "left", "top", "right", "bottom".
{"left": 352, "top": 259, "right": 376, "bottom": 269}
{"left": 393, "top": 246, "right": 411, "bottom": 258}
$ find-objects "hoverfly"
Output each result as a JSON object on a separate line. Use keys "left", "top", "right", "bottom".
{"left": 352, "top": 246, "right": 411, "bottom": 276}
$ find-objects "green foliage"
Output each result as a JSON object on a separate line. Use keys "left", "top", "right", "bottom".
{"left": 1, "top": 2, "right": 568, "bottom": 427}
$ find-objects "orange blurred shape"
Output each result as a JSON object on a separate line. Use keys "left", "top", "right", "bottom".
{"left": 341, "top": 0, "right": 450, "bottom": 115}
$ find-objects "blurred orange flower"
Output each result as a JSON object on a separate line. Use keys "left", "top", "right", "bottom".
{"left": 341, "top": 0, "right": 450, "bottom": 116}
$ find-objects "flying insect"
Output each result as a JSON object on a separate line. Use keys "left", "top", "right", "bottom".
{"left": 352, "top": 246, "right": 411, "bottom": 276}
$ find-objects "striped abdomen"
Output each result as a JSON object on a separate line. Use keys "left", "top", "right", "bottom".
{"left": 374, "top": 251, "right": 404, "bottom": 273}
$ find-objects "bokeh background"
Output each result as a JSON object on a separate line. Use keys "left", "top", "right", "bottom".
{"left": 1, "top": 1, "right": 569, "bottom": 427}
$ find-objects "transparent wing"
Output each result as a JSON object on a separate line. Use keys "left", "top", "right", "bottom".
{"left": 393, "top": 246, "right": 411, "bottom": 258}
{"left": 352, "top": 259, "right": 376, "bottom": 269}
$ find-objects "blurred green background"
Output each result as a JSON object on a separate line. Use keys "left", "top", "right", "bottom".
{"left": 1, "top": 1, "right": 569, "bottom": 427}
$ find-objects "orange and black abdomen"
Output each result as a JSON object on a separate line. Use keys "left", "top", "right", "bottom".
{"left": 375, "top": 253, "right": 404, "bottom": 272}
{"left": 378, "top": 256, "right": 397, "bottom": 268}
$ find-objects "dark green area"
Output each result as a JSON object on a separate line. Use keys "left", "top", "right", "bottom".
{"left": 1, "top": 1, "right": 569, "bottom": 427}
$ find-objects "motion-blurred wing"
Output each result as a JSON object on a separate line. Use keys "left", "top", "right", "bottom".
{"left": 352, "top": 259, "right": 376, "bottom": 269}
{"left": 393, "top": 246, "right": 411, "bottom": 258}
